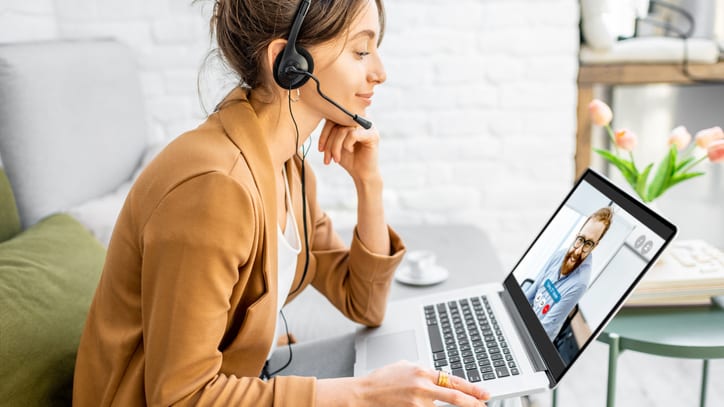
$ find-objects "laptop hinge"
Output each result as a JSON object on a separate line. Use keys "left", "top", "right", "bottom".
{"left": 500, "top": 290, "right": 547, "bottom": 374}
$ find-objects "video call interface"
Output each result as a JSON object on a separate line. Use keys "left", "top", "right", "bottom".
{"left": 511, "top": 179, "right": 667, "bottom": 366}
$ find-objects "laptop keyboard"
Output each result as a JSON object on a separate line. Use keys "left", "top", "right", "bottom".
{"left": 425, "top": 296, "right": 520, "bottom": 382}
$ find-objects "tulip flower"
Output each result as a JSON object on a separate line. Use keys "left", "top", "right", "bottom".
{"left": 668, "top": 126, "right": 691, "bottom": 150}
{"left": 614, "top": 129, "right": 637, "bottom": 151}
{"left": 695, "top": 126, "right": 724, "bottom": 149}
{"left": 588, "top": 99, "right": 613, "bottom": 126}
{"left": 708, "top": 140, "right": 724, "bottom": 163}
{"left": 588, "top": 100, "right": 723, "bottom": 203}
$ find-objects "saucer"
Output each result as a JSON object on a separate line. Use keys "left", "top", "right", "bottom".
{"left": 395, "top": 264, "right": 449, "bottom": 286}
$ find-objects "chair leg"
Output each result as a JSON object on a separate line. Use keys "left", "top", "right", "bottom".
{"left": 700, "top": 359, "right": 709, "bottom": 407}
{"left": 606, "top": 334, "right": 620, "bottom": 407}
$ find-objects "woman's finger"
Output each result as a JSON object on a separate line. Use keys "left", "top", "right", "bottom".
{"left": 433, "top": 387, "right": 487, "bottom": 407}
{"left": 330, "top": 128, "right": 349, "bottom": 163}
{"left": 353, "top": 127, "right": 377, "bottom": 144}
{"left": 318, "top": 119, "right": 336, "bottom": 152}
{"left": 431, "top": 371, "right": 490, "bottom": 406}
{"left": 321, "top": 124, "right": 340, "bottom": 164}
{"left": 446, "top": 373, "right": 490, "bottom": 402}
{"left": 343, "top": 132, "right": 357, "bottom": 153}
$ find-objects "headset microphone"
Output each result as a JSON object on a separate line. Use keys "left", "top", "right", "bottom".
{"left": 286, "top": 66, "right": 373, "bottom": 129}
{"left": 274, "top": 0, "right": 373, "bottom": 130}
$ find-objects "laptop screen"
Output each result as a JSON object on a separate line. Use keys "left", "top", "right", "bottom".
{"left": 503, "top": 169, "right": 677, "bottom": 384}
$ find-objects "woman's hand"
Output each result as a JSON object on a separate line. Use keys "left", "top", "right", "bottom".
{"left": 318, "top": 119, "right": 380, "bottom": 183}
{"left": 315, "top": 361, "right": 490, "bottom": 407}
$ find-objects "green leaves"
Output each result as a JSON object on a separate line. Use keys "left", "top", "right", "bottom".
{"left": 669, "top": 171, "right": 705, "bottom": 188}
{"left": 647, "top": 145, "right": 677, "bottom": 201}
{"left": 594, "top": 145, "right": 706, "bottom": 203}
{"left": 594, "top": 148, "right": 638, "bottom": 187}
{"left": 635, "top": 164, "right": 653, "bottom": 200}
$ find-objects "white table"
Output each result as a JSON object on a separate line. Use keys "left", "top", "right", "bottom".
{"left": 285, "top": 223, "right": 505, "bottom": 342}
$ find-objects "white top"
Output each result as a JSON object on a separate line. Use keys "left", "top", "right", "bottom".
{"left": 266, "top": 166, "right": 301, "bottom": 360}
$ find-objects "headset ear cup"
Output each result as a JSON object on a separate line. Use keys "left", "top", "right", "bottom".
{"left": 297, "top": 46, "right": 314, "bottom": 81}
{"left": 273, "top": 46, "right": 315, "bottom": 90}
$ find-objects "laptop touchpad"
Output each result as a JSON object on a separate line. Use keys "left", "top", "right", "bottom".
{"left": 366, "top": 330, "right": 418, "bottom": 369}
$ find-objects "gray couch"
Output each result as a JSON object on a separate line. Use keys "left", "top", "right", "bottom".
{"left": 0, "top": 38, "right": 149, "bottom": 406}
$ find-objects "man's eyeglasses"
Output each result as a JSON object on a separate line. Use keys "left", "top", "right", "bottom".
{"left": 572, "top": 235, "right": 597, "bottom": 253}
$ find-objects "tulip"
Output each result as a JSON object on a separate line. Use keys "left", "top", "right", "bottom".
{"left": 614, "top": 129, "right": 637, "bottom": 151}
{"left": 668, "top": 126, "right": 691, "bottom": 150}
{"left": 708, "top": 140, "right": 724, "bottom": 163}
{"left": 695, "top": 126, "right": 724, "bottom": 149}
{"left": 589, "top": 99, "right": 613, "bottom": 127}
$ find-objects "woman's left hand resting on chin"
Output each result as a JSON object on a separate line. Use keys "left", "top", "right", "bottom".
{"left": 318, "top": 119, "right": 381, "bottom": 183}
{"left": 317, "top": 119, "right": 389, "bottom": 255}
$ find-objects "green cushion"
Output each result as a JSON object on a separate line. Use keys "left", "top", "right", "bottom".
{"left": 0, "top": 168, "right": 21, "bottom": 242}
{"left": 0, "top": 214, "right": 105, "bottom": 406}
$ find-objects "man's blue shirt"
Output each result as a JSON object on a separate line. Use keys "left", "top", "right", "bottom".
{"left": 523, "top": 248, "right": 592, "bottom": 341}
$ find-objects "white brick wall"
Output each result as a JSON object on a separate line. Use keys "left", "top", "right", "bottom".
{"left": 356, "top": 0, "right": 581, "bottom": 268}
{"left": 50, "top": 1, "right": 213, "bottom": 144}
{"left": 0, "top": 0, "right": 57, "bottom": 42}
{"left": 0, "top": 0, "right": 580, "bottom": 269}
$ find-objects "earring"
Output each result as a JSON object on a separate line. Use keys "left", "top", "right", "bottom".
{"left": 290, "top": 89, "right": 301, "bottom": 102}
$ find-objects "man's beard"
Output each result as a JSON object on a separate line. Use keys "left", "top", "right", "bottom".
{"left": 560, "top": 248, "right": 585, "bottom": 276}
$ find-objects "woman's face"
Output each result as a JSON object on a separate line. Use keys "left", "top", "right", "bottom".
{"left": 301, "top": 0, "right": 386, "bottom": 127}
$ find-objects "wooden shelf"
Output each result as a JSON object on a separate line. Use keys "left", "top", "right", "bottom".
{"left": 575, "top": 61, "right": 724, "bottom": 178}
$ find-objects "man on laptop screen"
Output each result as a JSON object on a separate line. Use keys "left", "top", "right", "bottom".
{"left": 523, "top": 207, "right": 613, "bottom": 341}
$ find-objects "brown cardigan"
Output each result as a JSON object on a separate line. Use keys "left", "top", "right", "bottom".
{"left": 73, "top": 89, "right": 405, "bottom": 406}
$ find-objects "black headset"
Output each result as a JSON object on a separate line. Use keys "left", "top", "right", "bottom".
{"left": 272, "top": 0, "right": 373, "bottom": 129}
{"left": 275, "top": 0, "right": 315, "bottom": 301}
{"left": 273, "top": 0, "right": 314, "bottom": 90}
{"left": 261, "top": 0, "right": 375, "bottom": 380}
{"left": 261, "top": 2, "right": 317, "bottom": 380}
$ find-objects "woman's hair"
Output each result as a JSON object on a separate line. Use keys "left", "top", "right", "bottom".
{"left": 584, "top": 206, "right": 614, "bottom": 240}
{"left": 207, "top": 0, "right": 385, "bottom": 92}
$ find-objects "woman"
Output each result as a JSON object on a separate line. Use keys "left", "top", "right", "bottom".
{"left": 73, "top": 0, "right": 490, "bottom": 406}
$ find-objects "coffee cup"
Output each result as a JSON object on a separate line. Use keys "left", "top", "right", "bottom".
{"left": 403, "top": 250, "right": 437, "bottom": 279}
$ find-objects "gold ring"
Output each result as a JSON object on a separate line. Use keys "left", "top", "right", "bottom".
{"left": 437, "top": 370, "right": 451, "bottom": 388}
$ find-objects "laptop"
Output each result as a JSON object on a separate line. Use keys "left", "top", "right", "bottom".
{"left": 354, "top": 169, "right": 678, "bottom": 401}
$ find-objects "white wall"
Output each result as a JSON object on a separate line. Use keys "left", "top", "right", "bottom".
{"left": 0, "top": 1, "right": 57, "bottom": 42}
{"left": 0, "top": 0, "right": 581, "bottom": 270}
